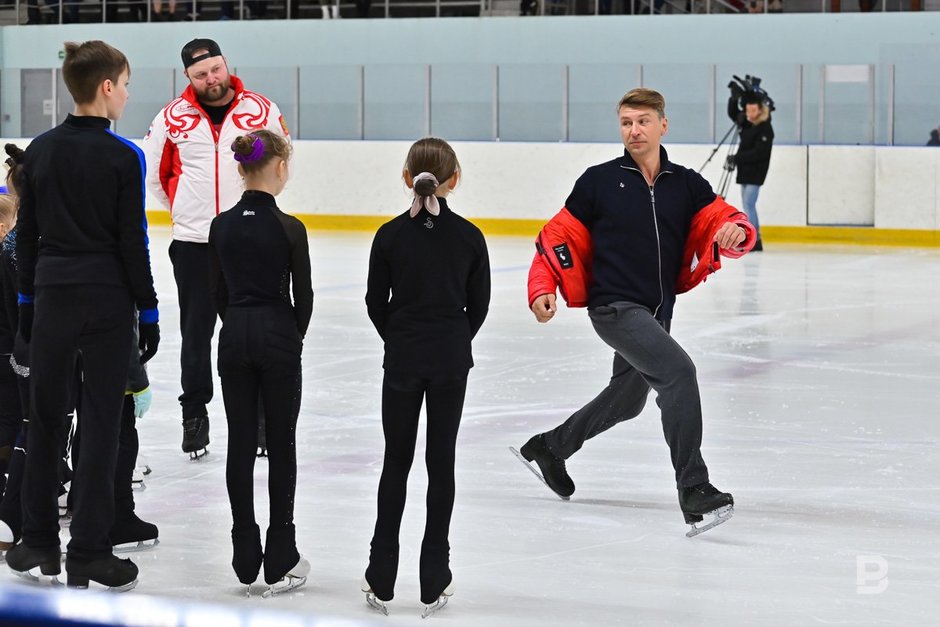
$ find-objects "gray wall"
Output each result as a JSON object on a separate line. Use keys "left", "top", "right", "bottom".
{"left": 2, "top": 14, "right": 939, "bottom": 144}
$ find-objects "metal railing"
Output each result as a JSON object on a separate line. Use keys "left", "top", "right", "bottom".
{"left": 6, "top": 61, "right": 935, "bottom": 146}
{"left": 0, "top": 0, "right": 928, "bottom": 23}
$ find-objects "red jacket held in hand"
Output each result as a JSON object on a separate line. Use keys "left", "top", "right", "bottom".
{"left": 527, "top": 195, "right": 756, "bottom": 308}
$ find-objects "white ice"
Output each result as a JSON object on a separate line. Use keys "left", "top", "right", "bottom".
{"left": 2, "top": 228, "right": 939, "bottom": 625}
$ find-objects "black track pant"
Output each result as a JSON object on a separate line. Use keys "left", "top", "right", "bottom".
{"left": 367, "top": 371, "right": 466, "bottom": 604}
{"left": 22, "top": 285, "right": 133, "bottom": 560}
{"left": 169, "top": 240, "right": 216, "bottom": 419}
{"left": 72, "top": 393, "right": 138, "bottom": 524}
{"left": 543, "top": 302, "right": 709, "bottom": 489}
{"left": 218, "top": 306, "right": 302, "bottom": 584}
{"left": 0, "top": 355, "right": 21, "bottom": 495}
{"left": 0, "top": 376, "right": 28, "bottom": 540}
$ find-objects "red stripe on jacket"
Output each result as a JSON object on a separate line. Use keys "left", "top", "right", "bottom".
{"left": 159, "top": 139, "right": 182, "bottom": 210}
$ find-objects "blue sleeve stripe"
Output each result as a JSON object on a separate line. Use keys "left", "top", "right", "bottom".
{"left": 106, "top": 130, "right": 151, "bottom": 246}
{"left": 138, "top": 308, "right": 159, "bottom": 324}
{"left": 17, "top": 293, "right": 34, "bottom": 304}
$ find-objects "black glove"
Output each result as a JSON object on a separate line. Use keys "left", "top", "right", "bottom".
{"left": 728, "top": 81, "right": 744, "bottom": 98}
{"left": 18, "top": 301, "right": 33, "bottom": 344}
{"left": 726, "top": 154, "right": 737, "bottom": 168}
{"left": 138, "top": 321, "right": 160, "bottom": 365}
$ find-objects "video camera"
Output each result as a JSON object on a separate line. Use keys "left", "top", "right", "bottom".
{"left": 728, "top": 74, "right": 776, "bottom": 112}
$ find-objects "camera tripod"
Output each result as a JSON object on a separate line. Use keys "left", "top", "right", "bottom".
{"left": 699, "top": 122, "right": 739, "bottom": 198}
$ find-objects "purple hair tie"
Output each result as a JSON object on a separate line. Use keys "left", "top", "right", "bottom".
{"left": 234, "top": 136, "right": 265, "bottom": 163}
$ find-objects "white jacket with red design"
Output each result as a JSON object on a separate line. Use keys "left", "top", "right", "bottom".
{"left": 143, "top": 75, "right": 289, "bottom": 243}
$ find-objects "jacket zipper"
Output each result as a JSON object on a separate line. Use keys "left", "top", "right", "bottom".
{"left": 621, "top": 164, "right": 670, "bottom": 318}
{"left": 194, "top": 94, "right": 240, "bottom": 218}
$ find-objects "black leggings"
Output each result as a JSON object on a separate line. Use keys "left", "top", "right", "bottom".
{"left": 367, "top": 371, "right": 466, "bottom": 604}
{"left": 218, "top": 306, "right": 302, "bottom": 584}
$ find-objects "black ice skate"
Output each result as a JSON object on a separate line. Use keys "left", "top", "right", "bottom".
{"left": 678, "top": 482, "right": 734, "bottom": 537}
{"left": 231, "top": 524, "right": 263, "bottom": 588}
{"left": 421, "top": 581, "right": 455, "bottom": 619}
{"left": 262, "top": 555, "right": 309, "bottom": 598}
{"left": 361, "top": 576, "right": 390, "bottom": 616}
{"left": 132, "top": 459, "right": 152, "bottom": 490}
{"left": 65, "top": 554, "right": 138, "bottom": 592}
{"left": 111, "top": 513, "right": 159, "bottom": 552}
{"left": 511, "top": 434, "right": 575, "bottom": 500}
{"left": 5, "top": 543, "right": 62, "bottom": 583}
{"left": 181, "top": 415, "right": 209, "bottom": 460}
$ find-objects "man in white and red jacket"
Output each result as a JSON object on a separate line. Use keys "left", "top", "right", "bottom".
{"left": 517, "top": 88, "right": 755, "bottom": 537}
{"left": 143, "top": 38, "right": 289, "bottom": 459}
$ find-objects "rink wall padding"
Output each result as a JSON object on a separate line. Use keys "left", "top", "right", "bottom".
{"left": 0, "top": 136, "right": 935, "bottom": 246}
{"left": 135, "top": 140, "right": 940, "bottom": 248}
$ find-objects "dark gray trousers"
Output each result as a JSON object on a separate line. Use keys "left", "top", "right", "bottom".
{"left": 543, "top": 301, "right": 709, "bottom": 488}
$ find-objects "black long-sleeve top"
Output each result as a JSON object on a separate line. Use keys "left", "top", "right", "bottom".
{"left": 15, "top": 114, "right": 158, "bottom": 322}
{"left": 208, "top": 190, "right": 313, "bottom": 337}
{"left": 366, "top": 197, "right": 490, "bottom": 378}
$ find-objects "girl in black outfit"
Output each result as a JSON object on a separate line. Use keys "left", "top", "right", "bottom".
{"left": 208, "top": 130, "right": 313, "bottom": 596}
{"left": 362, "top": 137, "right": 491, "bottom": 617}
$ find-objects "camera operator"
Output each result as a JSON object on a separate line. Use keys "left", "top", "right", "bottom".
{"left": 727, "top": 81, "right": 774, "bottom": 251}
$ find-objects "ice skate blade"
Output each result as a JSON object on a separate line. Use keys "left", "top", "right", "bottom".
{"left": 188, "top": 448, "right": 209, "bottom": 461}
{"left": 509, "top": 446, "right": 569, "bottom": 501}
{"left": 685, "top": 505, "right": 734, "bottom": 538}
{"left": 421, "top": 594, "right": 451, "bottom": 619}
{"left": 364, "top": 591, "right": 389, "bottom": 616}
{"left": 131, "top": 480, "right": 146, "bottom": 491}
{"left": 261, "top": 574, "right": 306, "bottom": 598}
{"left": 64, "top": 575, "right": 138, "bottom": 592}
{"left": 113, "top": 538, "right": 160, "bottom": 553}
{"left": 13, "top": 568, "right": 62, "bottom": 586}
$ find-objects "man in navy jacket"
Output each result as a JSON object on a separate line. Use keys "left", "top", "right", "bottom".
{"left": 519, "top": 88, "right": 747, "bottom": 537}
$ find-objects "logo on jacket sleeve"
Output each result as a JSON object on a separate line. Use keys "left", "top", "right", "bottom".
{"left": 552, "top": 243, "right": 573, "bottom": 269}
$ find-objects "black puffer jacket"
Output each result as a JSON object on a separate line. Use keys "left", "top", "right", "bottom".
{"left": 728, "top": 97, "right": 774, "bottom": 186}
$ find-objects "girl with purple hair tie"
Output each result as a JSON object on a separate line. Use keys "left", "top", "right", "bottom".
{"left": 209, "top": 129, "right": 313, "bottom": 598}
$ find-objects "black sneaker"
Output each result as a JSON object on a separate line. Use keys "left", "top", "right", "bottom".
{"left": 181, "top": 415, "right": 210, "bottom": 453}
{"left": 65, "top": 554, "right": 138, "bottom": 591}
{"left": 678, "top": 482, "right": 734, "bottom": 524}
{"left": 5, "top": 543, "right": 62, "bottom": 577}
{"left": 520, "top": 434, "right": 575, "bottom": 497}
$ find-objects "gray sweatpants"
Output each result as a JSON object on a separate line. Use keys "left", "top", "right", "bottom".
{"left": 543, "top": 301, "right": 709, "bottom": 489}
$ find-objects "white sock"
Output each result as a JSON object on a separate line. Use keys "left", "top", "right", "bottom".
{"left": 321, "top": 5, "right": 330, "bottom": 18}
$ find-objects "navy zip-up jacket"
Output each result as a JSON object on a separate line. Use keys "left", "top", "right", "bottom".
{"left": 565, "top": 146, "right": 715, "bottom": 321}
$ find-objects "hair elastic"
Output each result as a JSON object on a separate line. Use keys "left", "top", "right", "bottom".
{"left": 234, "top": 136, "right": 265, "bottom": 164}
{"left": 409, "top": 172, "right": 441, "bottom": 218}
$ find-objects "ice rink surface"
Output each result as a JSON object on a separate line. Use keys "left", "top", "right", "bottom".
{"left": 2, "top": 228, "right": 938, "bottom": 625}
